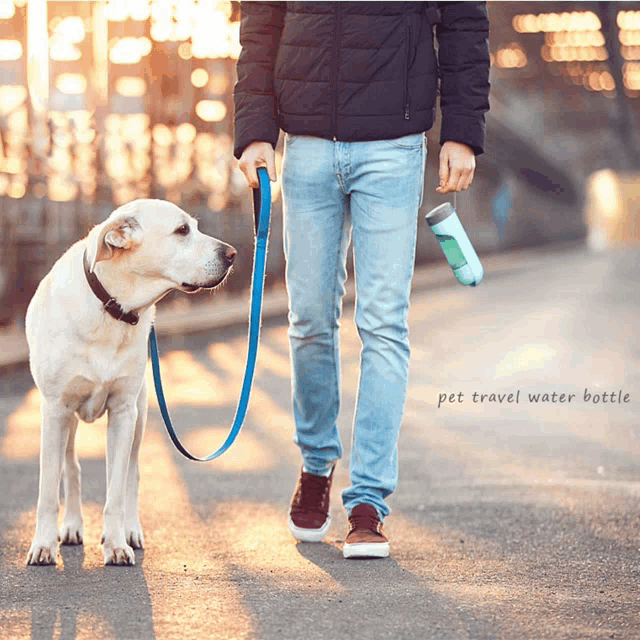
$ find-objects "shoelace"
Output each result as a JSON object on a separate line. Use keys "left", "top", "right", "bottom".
{"left": 295, "top": 473, "right": 330, "bottom": 512}
{"left": 349, "top": 512, "right": 380, "bottom": 533}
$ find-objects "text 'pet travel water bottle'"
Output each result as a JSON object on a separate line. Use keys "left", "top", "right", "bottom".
{"left": 426, "top": 202, "right": 484, "bottom": 286}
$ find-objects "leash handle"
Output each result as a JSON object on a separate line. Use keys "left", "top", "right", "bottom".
{"left": 149, "top": 167, "right": 271, "bottom": 461}
{"left": 253, "top": 167, "right": 271, "bottom": 246}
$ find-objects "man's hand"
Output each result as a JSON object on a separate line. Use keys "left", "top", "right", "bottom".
{"left": 238, "top": 141, "right": 277, "bottom": 188}
{"left": 436, "top": 141, "right": 476, "bottom": 194}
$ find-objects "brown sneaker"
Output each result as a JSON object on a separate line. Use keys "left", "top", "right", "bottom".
{"left": 342, "top": 503, "right": 390, "bottom": 559}
{"left": 288, "top": 466, "right": 334, "bottom": 542}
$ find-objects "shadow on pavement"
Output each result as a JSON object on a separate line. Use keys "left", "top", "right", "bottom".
{"left": 292, "top": 540, "right": 506, "bottom": 639}
{"left": 1, "top": 534, "right": 154, "bottom": 640}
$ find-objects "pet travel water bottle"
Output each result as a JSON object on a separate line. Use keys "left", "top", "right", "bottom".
{"left": 426, "top": 202, "right": 484, "bottom": 286}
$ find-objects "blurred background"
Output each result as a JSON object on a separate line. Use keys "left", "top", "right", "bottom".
{"left": 0, "top": 0, "right": 639, "bottom": 328}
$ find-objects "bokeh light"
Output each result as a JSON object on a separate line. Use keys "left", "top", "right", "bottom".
{"left": 511, "top": 9, "right": 640, "bottom": 92}
{"left": 0, "top": 0, "right": 241, "bottom": 214}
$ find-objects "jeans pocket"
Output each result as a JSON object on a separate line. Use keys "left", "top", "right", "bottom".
{"left": 382, "top": 133, "right": 425, "bottom": 149}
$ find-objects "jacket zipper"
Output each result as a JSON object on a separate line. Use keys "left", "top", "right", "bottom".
{"left": 331, "top": 3, "right": 343, "bottom": 139}
{"left": 403, "top": 14, "right": 412, "bottom": 120}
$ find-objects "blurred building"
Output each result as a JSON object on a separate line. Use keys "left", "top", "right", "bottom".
{"left": 1, "top": 1, "right": 639, "bottom": 326}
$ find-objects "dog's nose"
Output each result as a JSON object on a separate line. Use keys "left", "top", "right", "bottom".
{"left": 225, "top": 246, "right": 237, "bottom": 264}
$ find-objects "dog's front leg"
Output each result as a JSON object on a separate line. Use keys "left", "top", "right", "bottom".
{"left": 102, "top": 401, "right": 137, "bottom": 566}
{"left": 60, "top": 417, "right": 83, "bottom": 545}
{"left": 125, "top": 381, "right": 147, "bottom": 550}
{"left": 27, "top": 401, "right": 74, "bottom": 565}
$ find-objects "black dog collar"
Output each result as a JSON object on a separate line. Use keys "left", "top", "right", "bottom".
{"left": 83, "top": 249, "right": 139, "bottom": 325}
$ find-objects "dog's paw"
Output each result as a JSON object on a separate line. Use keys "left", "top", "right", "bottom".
{"left": 104, "top": 546, "right": 135, "bottom": 566}
{"left": 102, "top": 540, "right": 135, "bottom": 566}
{"left": 60, "top": 520, "right": 84, "bottom": 545}
{"left": 26, "top": 540, "right": 58, "bottom": 566}
{"left": 126, "top": 525, "right": 144, "bottom": 550}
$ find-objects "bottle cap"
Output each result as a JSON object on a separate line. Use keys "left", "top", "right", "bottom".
{"left": 425, "top": 202, "right": 455, "bottom": 227}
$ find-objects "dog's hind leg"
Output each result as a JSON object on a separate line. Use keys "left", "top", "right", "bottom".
{"left": 27, "top": 401, "right": 74, "bottom": 565}
{"left": 60, "top": 416, "right": 83, "bottom": 545}
{"left": 101, "top": 399, "right": 137, "bottom": 565}
{"left": 125, "top": 381, "right": 147, "bottom": 550}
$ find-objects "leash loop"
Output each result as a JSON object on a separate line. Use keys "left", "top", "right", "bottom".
{"left": 149, "top": 167, "right": 271, "bottom": 461}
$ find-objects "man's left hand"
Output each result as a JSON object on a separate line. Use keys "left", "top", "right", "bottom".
{"left": 436, "top": 141, "right": 476, "bottom": 194}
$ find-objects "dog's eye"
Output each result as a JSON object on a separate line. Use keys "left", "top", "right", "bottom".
{"left": 174, "top": 224, "right": 190, "bottom": 236}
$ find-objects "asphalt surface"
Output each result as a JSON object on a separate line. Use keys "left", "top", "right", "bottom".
{"left": 0, "top": 243, "right": 639, "bottom": 640}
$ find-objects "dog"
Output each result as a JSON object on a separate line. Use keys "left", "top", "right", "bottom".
{"left": 25, "top": 199, "right": 236, "bottom": 566}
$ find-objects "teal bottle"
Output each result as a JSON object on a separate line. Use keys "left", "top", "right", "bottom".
{"left": 426, "top": 203, "right": 484, "bottom": 286}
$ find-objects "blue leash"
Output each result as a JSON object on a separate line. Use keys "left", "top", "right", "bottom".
{"left": 149, "top": 167, "right": 271, "bottom": 461}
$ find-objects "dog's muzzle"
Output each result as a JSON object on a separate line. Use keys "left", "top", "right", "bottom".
{"left": 181, "top": 244, "right": 237, "bottom": 292}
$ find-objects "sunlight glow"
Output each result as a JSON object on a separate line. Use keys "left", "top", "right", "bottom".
{"left": 191, "top": 68, "right": 209, "bottom": 88}
{"left": 494, "top": 344, "right": 558, "bottom": 378}
{"left": 512, "top": 9, "right": 640, "bottom": 88}
{"left": 115, "top": 76, "right": 147, "bottom": 97}
{"left": 144, "top": 350, "right": 226, "bottom": 408}
{"left": 27, "top": 0, "right": 49, "bottom": 115}
{"left": 207, "top": 501, "right": 347, "bottom": 588}
{"left": 617, "top": 10, "right": 640, "bottom": 30}
{"left": 0, "top": 39, "right": 22, "bottom": 60}
{"left": 495, "top": 43, "right": 527, "bottom": 69}
{"left": 56, "top": 73, "right": 87, "bottom": 95}
{"left": 583, "top": 169, "right": 640, "bottom": 250}
{"left": 195, "top": 99, "right": 227, "bottom": 122}
{"left": 19, "top": 0, "right": 244, "bottom": 209}
{"left": 513, "top": 11, "right": 601, "bottom": 34}
{"left": 47, "top": 176, "right": 79, "bottom": 202}
{"left": 106, "top": 0, "right": 151, "bottom": 22}
{"left": 49, "top": 39, "right": 82, "bottom": 62}
{"left": 175, "top": 122, "right": 197, "bottom": 144}
{"left": 1, "top": 388, "right": 106, "bottom": 460}
{"left": 109, "top": 37, "right": 151, "bottom": 65}
{"left": 8, "top": 182, "right": 26, "bottom": 199}
{"left": 0, "top": 0, "right": 15, "bottom": 20}
{"left": 178, "top": 41, "right": 192, "bottom": 60}
{"left": 152, "top": 123, "right": 173, "bottom": 147}
{"left": 52, "top": 16, "right": 85, "bottom": 43}
{"left": 0, "top": 85, "right": 27, "bottom": 115}
{"left": 182, "top": 428, "right": 276, "bottom": 471}
{"left": 135, "top": 428, "right": 253, "bottom": 634}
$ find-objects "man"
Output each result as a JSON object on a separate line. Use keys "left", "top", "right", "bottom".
{"left": 233, "top": 1, "right": 490, "bottom": 558}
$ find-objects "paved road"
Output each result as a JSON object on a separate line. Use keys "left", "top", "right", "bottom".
{"left": 1, "top": 244, "right": 639, "bottom": 640}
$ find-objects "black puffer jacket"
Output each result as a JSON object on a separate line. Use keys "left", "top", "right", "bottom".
{"left": 233, "top": 2, "right": 490, "bottom": 158}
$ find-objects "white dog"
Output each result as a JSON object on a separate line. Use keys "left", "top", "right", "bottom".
{"left": 25, "top": 199, "right": 236, "bottom": 566}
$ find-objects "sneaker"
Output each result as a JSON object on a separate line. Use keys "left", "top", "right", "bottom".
{"left": 342, "top": 503, "right": 390, "bottom": 559}
{"left": 288, "top": 466, "right": 334, "bottom": 542}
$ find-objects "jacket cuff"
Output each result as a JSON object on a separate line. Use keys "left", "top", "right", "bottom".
{"left": 233, "top": 124, "right": 280, "bottom": 160}
{"left": 439, "top": 114, "right": 486, "bottom": 156}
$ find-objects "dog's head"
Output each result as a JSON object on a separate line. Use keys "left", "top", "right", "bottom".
{"left": 87, "top": 199, "right": 236, "bottom": 296}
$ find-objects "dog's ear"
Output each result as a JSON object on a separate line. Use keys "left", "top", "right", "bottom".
{"left": 88, "top": 204, "right": 142, "bottom": 271}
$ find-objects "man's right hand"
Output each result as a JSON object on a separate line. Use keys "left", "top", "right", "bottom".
{"left": 238, "top": 141, "right": 277, "bottom": 188}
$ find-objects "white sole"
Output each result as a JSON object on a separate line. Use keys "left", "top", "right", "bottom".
{"left": 288, "top": 515, "right": 331, "bottom": 542}
{"left": 343, "top": 541, "right": 390, "bottom": 559}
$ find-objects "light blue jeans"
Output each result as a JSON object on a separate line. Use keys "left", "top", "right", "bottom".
{"left": 281, "top": 133, "right": 426, "bottom": 520}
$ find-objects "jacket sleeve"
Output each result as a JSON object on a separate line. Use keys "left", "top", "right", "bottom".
{"left": 435, "top": 1, "right": 490, "bottom": 155}
{"left": 233, "top": 1, "right": 286, "bottom": 159}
